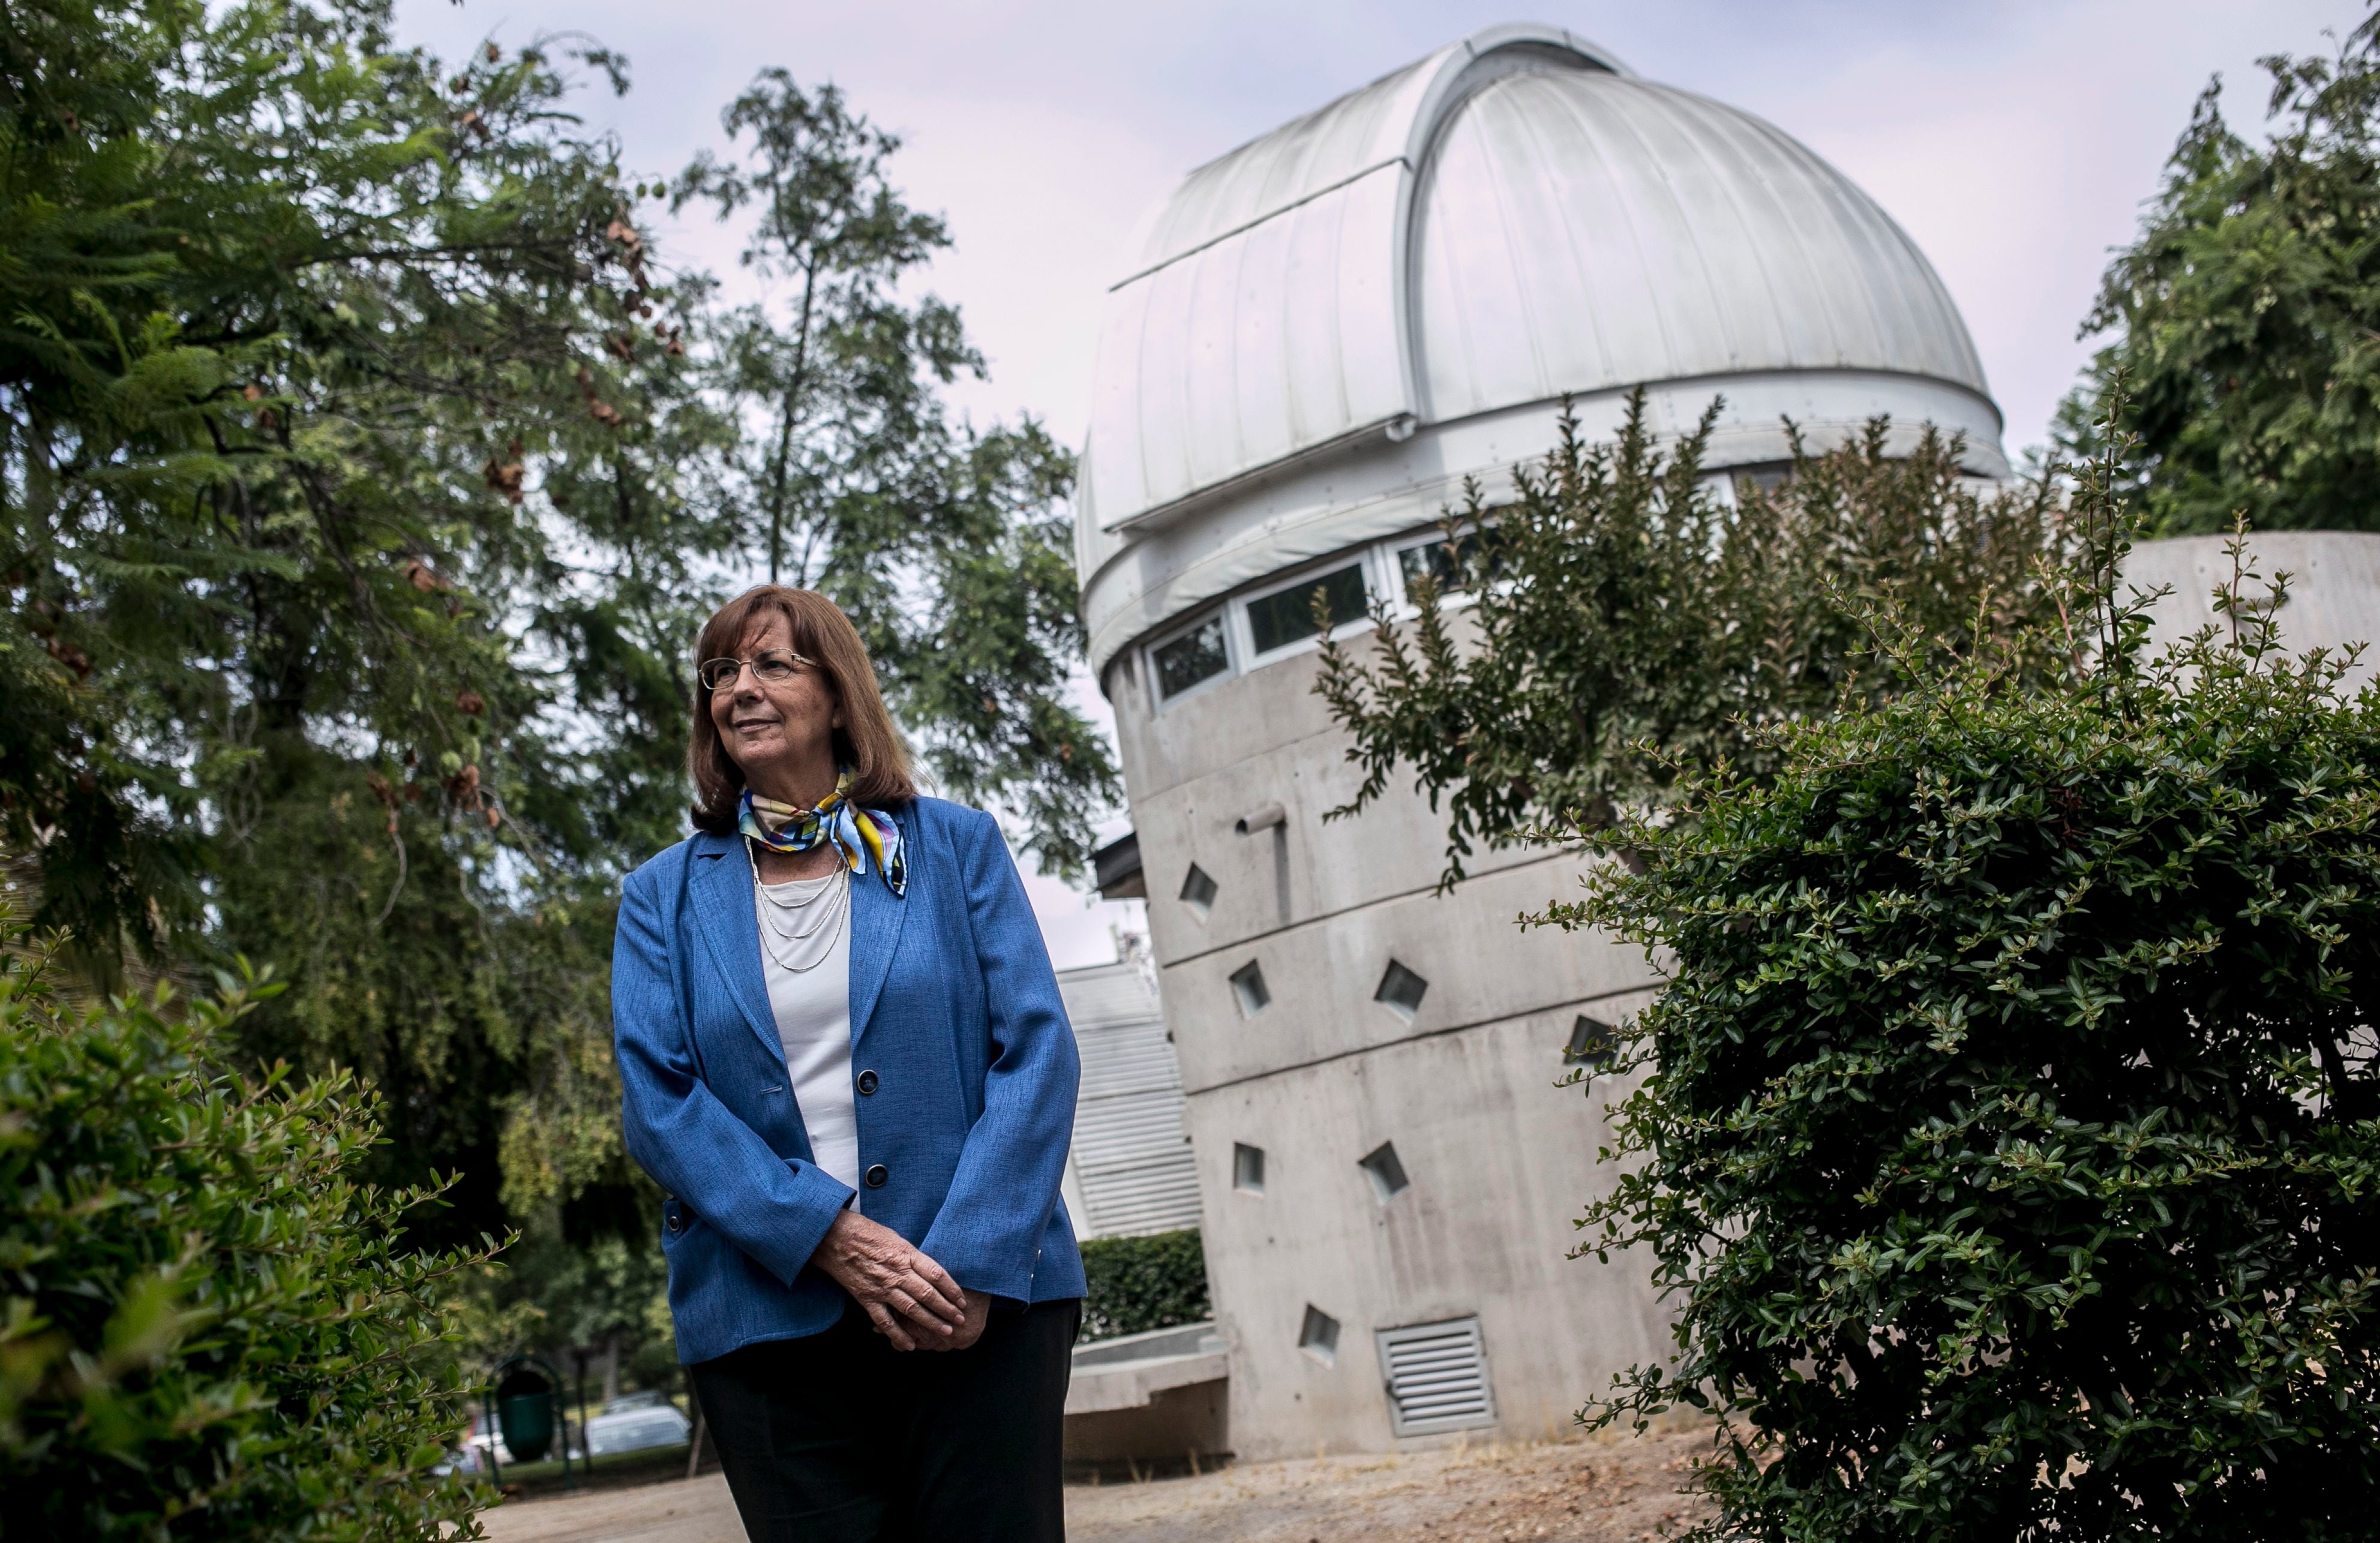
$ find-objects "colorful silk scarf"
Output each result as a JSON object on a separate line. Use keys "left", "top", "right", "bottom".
{"left": 738, "top": 771, "right": 908, "bottom": 897}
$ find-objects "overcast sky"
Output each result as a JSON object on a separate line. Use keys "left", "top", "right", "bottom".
{"left": 397, "top": 0, "right": 2369, "bottom": 966}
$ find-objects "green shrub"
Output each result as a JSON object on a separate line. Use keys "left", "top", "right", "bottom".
{"left": 0, "top": 920, "right": 495, "bottom": 1540}
{"left": 1078, "top": 1228, "right": 1209, "bottom": 1342}
{"left": 1570, "top": 546, "right": 2380, "bottom": 1539}
{"left": 1317, "top": 391, "right": 2076, "bottom": 886}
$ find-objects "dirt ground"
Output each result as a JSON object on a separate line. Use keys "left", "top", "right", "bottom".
{"left": 475, "top": 1425, "right": 1712, "bottom": 1543}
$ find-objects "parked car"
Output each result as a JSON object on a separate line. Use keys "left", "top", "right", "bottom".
{"left": 600, "top": 1389, "right": 668, "bottom": 1415}
{"left": 581, "top": 1401, "right": 692, "bottom": 1457}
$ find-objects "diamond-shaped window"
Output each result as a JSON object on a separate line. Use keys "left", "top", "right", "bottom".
{"left": 1233, "top": 1143, "right": 1265, "bottom": 1194}
{"left": 1298, "top": 1304, "right": 1341, "bottom": 1365}
{"left": 1565, "top": 1014, "right": 1616, "bottom": 1070}
{"left": 1229, "top": 961, "right": 1270, "bottom": 1018}
{"left": 1359, "top": 1141, "right": 1410, "bottom": 1203}
{"left": 1374, "top": 960, "right": 1428, "bottom": 1023}
{"left": 1180, "top": 864, "right": 1218, "bottom": 920}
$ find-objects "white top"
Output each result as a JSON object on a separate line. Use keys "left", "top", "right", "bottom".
{"left": 752, "top": 863, "right": 859, "bottom": 1197}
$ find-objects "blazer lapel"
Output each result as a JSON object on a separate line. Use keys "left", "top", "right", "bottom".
{"left": 688, "top": 832, "right": 786, "bottom": 1066}
{"left": 847, "top": 804, "right": 911, "bottom": 1050}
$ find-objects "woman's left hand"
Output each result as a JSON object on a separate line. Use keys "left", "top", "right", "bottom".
{"left": 902, "top": 1292, "right": 991, "bottom": 1353}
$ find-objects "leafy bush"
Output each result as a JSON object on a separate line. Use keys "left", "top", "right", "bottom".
{"left": 1078, "top": 1228, "right": 1210, "bottom": 1343}
{"left": 1570, "top": 544, "right": 2380, "bottom": 1539}
{"left": 0, "top": 920, "right": 494, "bottom": 1540}
{"left": 1317, "top": 391, "right": 2075, "bottom": 885}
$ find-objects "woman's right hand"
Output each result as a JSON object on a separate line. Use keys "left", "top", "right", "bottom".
{"left": 809, "top": 1209, "right": 969, "bottom": 1350}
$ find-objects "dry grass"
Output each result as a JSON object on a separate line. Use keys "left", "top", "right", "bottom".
{"left": 1069, "top": 1422, "right": 1713, "bottom": 1543}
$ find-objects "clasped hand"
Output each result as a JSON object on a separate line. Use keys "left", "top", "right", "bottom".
{"left": 811, "top": 1209, "right": 989, "bottom": 1352}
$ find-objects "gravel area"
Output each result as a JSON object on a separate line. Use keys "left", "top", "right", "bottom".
{"left": 1065, "top": 1425, "right": 1710, "bottom": 1543}
{"left": 475, "top": 1425, "right": 1712, "bottom": 1542}
{"left": 476, "top": 1472, "right": 742, "bottom": 1543}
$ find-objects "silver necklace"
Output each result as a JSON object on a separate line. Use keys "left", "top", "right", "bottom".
{"left": 749, "top": 840, "right": 850, "bottom": 974}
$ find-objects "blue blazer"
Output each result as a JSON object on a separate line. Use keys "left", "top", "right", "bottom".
{"left": 613, "top": 796, "right": 1087, "bottom": 1365}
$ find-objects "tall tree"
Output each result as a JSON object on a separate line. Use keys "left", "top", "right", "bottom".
{"left": 4, "top": 1, "right": 1127, "bottom": 1379}
{"left": 2062, "top": 11, "right": 2380, "bottom": 535}
{"left": 2, "top": 0, "right": 685, "bottom": 1272}
{"left": 678, "top": 73, "right": 1118, "bottom": 876}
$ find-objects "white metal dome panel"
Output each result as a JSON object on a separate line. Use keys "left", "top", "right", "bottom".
{"left": 1129, "top": 52, "right": 1439, "bottom": 272}
{"left": 1075, "top": 23, "right": 2010, "bottom": 677}
{"left": 1088, "top": 166, "right": 1409, "bottom": 528}
{"left": 1412, "top": 70, "right": 1989, "bottom": 423}
{"left": 1087, "top": 28, "right": 1634, "bottom": 534}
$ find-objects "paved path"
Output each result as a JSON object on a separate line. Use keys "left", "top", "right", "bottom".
{"left": 476, "top": 1427, "right": 1709, "bottom": 1542}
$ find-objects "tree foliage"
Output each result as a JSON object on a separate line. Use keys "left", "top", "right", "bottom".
{"left": 0, "top": 915, "right": 492, "bottom": 1541}
{"left": 1, "top": 0, "right": 1115, "bottom": 1379}
{"left": 679, "top": 73, "right": 1115, "bottom": 872}
{"left": 1, "top": 0, "right": 700, "bottom": 1275}
{"left": 1316, "top": 392, "right": 2077, "bottom": 885}
{"left": 1568, "top": 523, "right": 2380, "bottom": 1539}
{"left": 2063, "top": 11, "right": 2380, "bottom": 535}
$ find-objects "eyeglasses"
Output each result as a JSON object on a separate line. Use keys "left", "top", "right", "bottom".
{"left": 698, "top": 649, "right": 815, "bottom": 692}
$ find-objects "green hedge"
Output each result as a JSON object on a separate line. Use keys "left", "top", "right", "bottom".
{"left": 0, "top": 921, "right": 493, "bottom": 1541}
{"left": 1078, "top": 1227, "right": 1209, "bottom": 1342}
{"left": 1571, "top": 548, "right": 2380, "bottom": 1539}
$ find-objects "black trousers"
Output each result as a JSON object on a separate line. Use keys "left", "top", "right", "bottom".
{"left": 691, "top": 1297, "right": 1080, "bottom": 1543}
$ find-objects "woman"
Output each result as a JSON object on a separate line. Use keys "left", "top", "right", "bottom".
{"left": 613, "top": 586, "right": 1085, "bottom": 1542}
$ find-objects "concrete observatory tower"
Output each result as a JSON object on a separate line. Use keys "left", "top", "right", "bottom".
{"left": 1076, "top": 25, "right": 2009, "bottom": 1458}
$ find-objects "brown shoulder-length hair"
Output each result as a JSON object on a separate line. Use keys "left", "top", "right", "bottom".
{"left": 688, "top": 586, "right": 916, "bottom": 834}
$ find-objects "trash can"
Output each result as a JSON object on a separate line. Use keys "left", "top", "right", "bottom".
{"left": 495, "top": 1365, "right": 557, "bottom": 1463}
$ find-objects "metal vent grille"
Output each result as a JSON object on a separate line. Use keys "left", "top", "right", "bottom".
{"left": 1376, "top": 1317, "right": 1495, "bottom": 1436}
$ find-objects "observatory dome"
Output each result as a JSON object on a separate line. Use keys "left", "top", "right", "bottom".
{"left": 1076, "top": 24, "right": 2007, "bottom": 681}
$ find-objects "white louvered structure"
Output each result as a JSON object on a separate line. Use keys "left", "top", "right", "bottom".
{"left": 1376, "top": 1318, "right": 1496, "bottom": 1436}
{"left": 1057, "top": 960, "right": 1202, "bottom": 1238}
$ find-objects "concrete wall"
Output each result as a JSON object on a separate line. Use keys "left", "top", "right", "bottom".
{"left": 2125, "top": 531, "right": 2380, "bottom": 689}
{"left": 1064, "top": 1323, "right": 1230, "bottom": 1475}
{"left": 1112, "top": 632, "right": 1671, "bottom": 1459}
{"left": 1063, "top": 1380, "right": 1229, "bottom": 1478}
